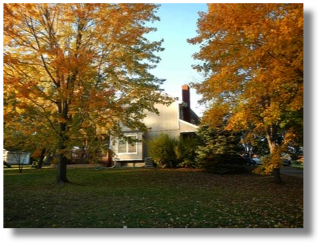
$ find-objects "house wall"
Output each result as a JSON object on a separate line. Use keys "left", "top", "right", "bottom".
{"left": 3, "top": 150, "right": 30, "bottom": 165}
{"left": 179, "top": 119, "right": 199, "bottom": 133}
{"left": 143, "top": 102, "right": 180, "bottom": 132}
{"left": 111, "top": 100, "right": 199, "bottom": 164}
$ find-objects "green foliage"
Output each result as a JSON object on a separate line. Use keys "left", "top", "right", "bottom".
{"left": 147, "top": 134, "right": 180, "bottom": 168}
{"left": 175, "top": 136, "right": 200, "bottom": 168}
{"left": 147, "top": 134, "right": 199, "bottom": 168}
{"left": 199, "top": 154, "right": 247, "bottom": 174}
{"left": 196, "top": 125, "right": 246, "bottom": 174}
{"left": 188, "top": 3, "right": 303, "bottom": 178}
{"left": 4, "top": 3, "right": 172, "bottom": 182}
{"left": 252, "top": 138, "right": 270, "bottom": 156}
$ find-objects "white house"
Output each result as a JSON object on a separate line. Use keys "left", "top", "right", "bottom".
{"left": 110, "top": 84, "right": 200, "bottom": 167}
{"left": 3, "top": 149, "right": 31, "bottom": 165}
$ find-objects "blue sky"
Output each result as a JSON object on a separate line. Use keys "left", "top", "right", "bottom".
{"left": 145, "top": 3, "right": 208, "bottom": 116}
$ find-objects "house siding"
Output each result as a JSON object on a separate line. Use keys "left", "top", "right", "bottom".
{"left": 111, "top": 99, "right": 199, "bottom": 165}
{"left": 179, "top": 119, "right": 199, "bottom": 133}
{"left": 143, "top": 102, "right": 180, "bottom": 132}
{"left": 3, "top": 150, "right": 30, "bottom": 165}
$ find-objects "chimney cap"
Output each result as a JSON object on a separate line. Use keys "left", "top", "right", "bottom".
{"left": 182, "top": 84, "right": 190, "bottom": 90}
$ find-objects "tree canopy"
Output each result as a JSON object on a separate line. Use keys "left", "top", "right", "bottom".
{"left": 4, "top": 3, "right": 171, "bottom": 183}
{"left": 188, "top": 3, "right": 303, "bottom": 182}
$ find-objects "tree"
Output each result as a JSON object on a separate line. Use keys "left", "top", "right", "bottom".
{"left": 188, "top": 4, "right": 303, "bottom": 183}
{"left": 4, "top": 3, "right": 171, "bottom": 183}
{"left": 195, "top": 124, "right": 246, "bottom": 174}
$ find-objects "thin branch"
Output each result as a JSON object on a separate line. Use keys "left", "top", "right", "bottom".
{"left": 27, "top": 16, "right": 59, "bottom": 87}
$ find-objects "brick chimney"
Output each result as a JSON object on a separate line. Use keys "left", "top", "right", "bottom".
{"left": 182, "top": 84, "right": 191, "bottom": 123}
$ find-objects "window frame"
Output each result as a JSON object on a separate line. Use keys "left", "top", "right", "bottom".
{"left": 117, "top": 134, "right": 138, "bottom": 155}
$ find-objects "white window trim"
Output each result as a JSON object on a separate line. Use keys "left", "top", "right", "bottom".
{"left": 117, "top": 134, "right": 138, "bottom": 155}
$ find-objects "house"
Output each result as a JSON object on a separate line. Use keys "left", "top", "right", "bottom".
{"left": 110, "top": 84, "right": 200, "bottom": 167}
{"left": 3, "top": 149, "right": 31, "bottom": 165}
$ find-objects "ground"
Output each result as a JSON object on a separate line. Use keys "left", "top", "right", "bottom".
{"left": 3, "top": 167, "right": 303, "bottom": 228}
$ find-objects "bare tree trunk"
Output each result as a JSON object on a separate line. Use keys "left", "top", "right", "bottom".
{"left": 56, "top": 104, "right": 70, "bottom": 184}
{"left": 272, "top": 167, "right": 282, "bottom": 184}
{"left": 57, "top": 129, "right": 69, "bottom": 183}
{"left": 57, "top": 151, "right": 69, "bottom": 183}
{"left": 106, "top": 148, "right": 113, "bottom": 167}
{"left": 36, "top": 148, "right": 46, "bottom": 169}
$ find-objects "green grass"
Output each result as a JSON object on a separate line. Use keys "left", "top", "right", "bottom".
{"left": 4, "top": 167, "right": 303, "bottom": 228}
{"left": 291, "top": 161, "right": 304, "bottom": 169}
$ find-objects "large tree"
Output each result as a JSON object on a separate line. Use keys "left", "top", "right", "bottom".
{"left": 188, "top": 3, "right": 303, "bottom": 183}
{"left": 4, "top": 3, "right": 171, "bottom": 183}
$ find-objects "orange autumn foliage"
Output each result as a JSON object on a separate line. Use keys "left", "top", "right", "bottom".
{"left": 4, "top": 3, "right": 171, "bottom": 182}
{"left": 188, "top": 4, "right": 303, "bottom": 179}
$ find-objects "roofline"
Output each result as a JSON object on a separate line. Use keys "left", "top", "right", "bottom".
{"left": 190, "top": 109, "right": 199, "bottom": 120}
{"left": 179, "top": 119, "right": 199, "bottom": 129}
{"left": 178, "top": 101, "right": 200, "bottom": 117}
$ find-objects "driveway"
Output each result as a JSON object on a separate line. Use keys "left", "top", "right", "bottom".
{"left": 281, "top": 166, "right": 303, "bottom": 178}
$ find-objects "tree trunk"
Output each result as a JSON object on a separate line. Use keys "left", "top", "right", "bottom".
{"left": 57, "top": 152, "right": 69, "bottom": 184}
{"left": 56, "top": 108, "right": 70, "bottom": 184}
{"left": 106, "top": 149, "right": 113, "bottom": 167}
{"left": 272, "top": 167, "right": 282, "bottom": 184}
{"left": 36, "top": 148, "right": 46, "bottom": 169}
{"left": 55, "top": 97, "right": 70, "bottom": 183}
{"left": 266, "top": 127, "right": 282, "bottom": 184}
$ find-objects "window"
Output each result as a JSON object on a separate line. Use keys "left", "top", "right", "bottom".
{"left": 117, "top": 135, "right": 137, "bottom": 154}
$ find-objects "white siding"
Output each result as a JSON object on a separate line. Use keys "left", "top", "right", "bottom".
{"left": 113, "top": 100, "right": 199, "bottom": 162}
{"left": 143, "top": 102, "right": 180, "bottom": 132}
{"left": 3, "top": 150, "right": 30, "bottom": 165}
{"left": 179, "top": 119, "right": 199, "bottom": 133}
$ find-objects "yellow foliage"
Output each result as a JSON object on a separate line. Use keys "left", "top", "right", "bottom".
{"left": 3, "top": 3, "right": 171, "bottom": 166}
{"left": 189, "top": 4, "right": 303, "bottom": 167}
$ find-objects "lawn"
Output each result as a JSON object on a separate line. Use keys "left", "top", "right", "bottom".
{"left": 291, "top": 161, "right": 304, "bottom": 169}
{"left": 3, "top": 167, "right": 303, "bottom": 228}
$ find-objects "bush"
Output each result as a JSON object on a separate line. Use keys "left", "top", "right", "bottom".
{"left": 195, "top": 125, "right": 246, "bottom": 174}
{"left": 175, "top": 136, "right": 199, "bottom": 168}
{"left": 147, "top": 134, "right": 180, "bottom": 168}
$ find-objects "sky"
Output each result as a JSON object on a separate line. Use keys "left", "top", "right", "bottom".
{"left": 144, "top": 3, "right": 208, "bottom": 116}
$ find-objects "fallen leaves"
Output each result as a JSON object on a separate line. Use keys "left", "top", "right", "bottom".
{"left": 4, "top": 168, "right": 303, "bottom": 228}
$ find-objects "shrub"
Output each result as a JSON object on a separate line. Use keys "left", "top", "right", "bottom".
{"left": 175, "top": 136, "right": 199, "bottom": 168}
{"left": 195, "top": 125, "right": 246, "bottom": 174}
{"left": 147, "top": 134, "right": 180, "bottom": 168}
